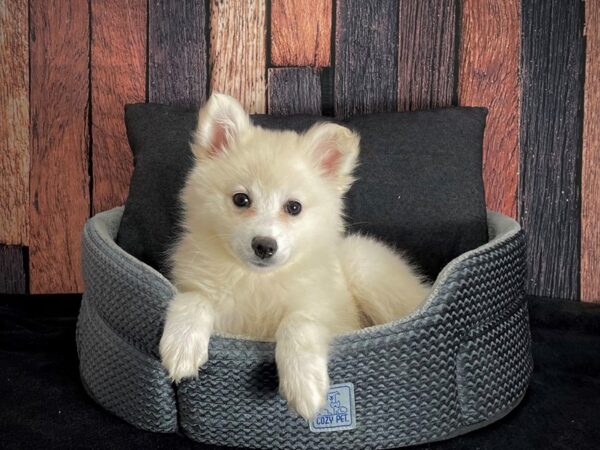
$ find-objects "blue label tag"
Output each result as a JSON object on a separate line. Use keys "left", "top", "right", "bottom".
{"left": 310, "top": 382, "right": 356, "bottom": 432}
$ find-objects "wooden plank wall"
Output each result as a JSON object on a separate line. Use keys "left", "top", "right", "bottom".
{"left": 268, "top": 68, "right": 322, "bottom": 115}
{"left": 271, "top": 0, "right": 332, "bottom": 67}
{"left": 209, "top": 0, "right": 266, "bottom": 113}
{"left": 520, "top": 0, "right": 584, "bottom": 300}
{"left": 91, "top": 0, "right": 146, "bottom": 214}
{"left": 29, "top": 0, "right": 91, "bottom": 293}
{"left": 0, "top": 246, "right": 26, "bottom": 294}
{"left": 397, "top": 0, "right": 457, "bottom": 112}
{"left": 335, "top": 0, "right": 398, "bottom": 118}
{"left": 582, "top": 0, "right": 600, "bottom": 302}
{"left": 458, "top": 0, "right": 520, "bottom": 218}
{"left": 1, "top": 0, "right": 599, "bottom": 302}
{"left": 0, "top": 0, "right": 29, "bottom": 293}
{"left": 149, "top": 0, "right": 208, "bottom": 108}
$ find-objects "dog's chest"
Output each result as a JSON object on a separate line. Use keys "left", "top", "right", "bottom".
{"left": 214, "top": 276, "right": 288, "bottom": 338}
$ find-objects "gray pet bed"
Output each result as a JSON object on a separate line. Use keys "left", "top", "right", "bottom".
{"left": 76, "top": 207, "right": 532, "bottom": 450}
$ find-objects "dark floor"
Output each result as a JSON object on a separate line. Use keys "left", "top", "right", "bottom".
{"left": 1, "top": 294, "right": 599, "bottom": 450}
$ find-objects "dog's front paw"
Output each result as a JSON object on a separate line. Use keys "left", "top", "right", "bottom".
{"left": 159, "top": 294, "right": 213, "bottom": 383}
{"left": 277, "top": 352, "right": 329, "bottom": 420}
{"left": 159, "top": 320, "right": 209, "bottom": 383}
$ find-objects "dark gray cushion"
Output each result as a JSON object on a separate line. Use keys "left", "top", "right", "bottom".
{"left": 344, "top": 110, "right": 488, "bottom": 277}
{"left": 116, "top": 104, "right": 488, "bottom": 280}
{"left": 116, "top": 104, "right": 197, "bottom": 276}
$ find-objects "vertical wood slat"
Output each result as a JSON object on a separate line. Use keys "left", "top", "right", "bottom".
{"left": 0, "top": 0, "right": 28, "bottom": 294}
{"left": 210, "top": 0, "right": 266, "bottom": 113}
{"left": 92, "top": 0, "right": 146, "bottom": 214}
{"left": 29, "top": 0, "right": 90, "bottom": 293}
{"left": 581, "top": 0, "right": 600, "bottom": 302}
{"left": 520, "top": 0, "right": 584, "bottom": 300}
{"left": 270, "top": 0, "right": 332, "bottom": 67}
{"left": 397, "top": 0, "right": 457, "bottom": 112}
{"left": 268, "top": 68, "right": 321, "bottom": 115}
{"left": 458, "top": 0, "right": 520, "bottom": 218}
{"left": 335, "top": 0, "right": 399, "bottom": 118}
{"left": 0, "top": 245, "right": 26, "bottom": 294}
{"left": 0, "top": 0, "right": 29, "bottom": 245}
{"left": 149, "top": 0, "right": 208, "bottom": 109}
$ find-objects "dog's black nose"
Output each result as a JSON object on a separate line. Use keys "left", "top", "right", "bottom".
{"left": 252, "top": 236, "right": 278, "bottom": 259}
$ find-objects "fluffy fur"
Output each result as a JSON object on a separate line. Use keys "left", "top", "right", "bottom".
{"left": 159, "top": 93, "right": 431, "bottom": 420}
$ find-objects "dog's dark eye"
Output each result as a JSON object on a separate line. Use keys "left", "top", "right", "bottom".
{"left": 232, "top": 193, "right": 251, "bottom": 208}
{"left": 284, "top": 200, "right": 302, "bottom": 216}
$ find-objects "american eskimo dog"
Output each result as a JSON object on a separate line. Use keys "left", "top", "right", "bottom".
{"left": 159, "top": 93, "right": 430, "bottom": 420}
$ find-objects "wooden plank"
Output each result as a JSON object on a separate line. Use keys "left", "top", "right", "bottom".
{"left": 210, "top": 0, "right": 266, "bottom": 113}
{"left": 0, "top": 0, "right": 29, "bottom": 245}
{"left": 520, "top": 0, "right": 584, "bottom": 300}
{"left": 397, "top": 0, "right": 457, "bottom": 111}
{"left": 29, "top": 0, "right": 90, "bottom": 293}
{"left": 149, "top": 0, "right": 208, "bottom": 108}
{"left": 268, "top": 68, "right": 321, "bottom": 115}
{"left": 582, "top": 0, "right": 600, "bottom": 303}
{"left": 92, "top": 0, "right": 146, "bottom": 214}
{"left": 270, "top": 0, "right": 332, "bottom": 67}
{"left": 320, "top": 67, "right": 334, "bottom": 116}
{"left": 458, "top": 0, "right": 520, "bottom": 218}
{"left": 1, "top": 1, "right": 32, "bottom": 294}
{"left": 0, "top": 246, "right": 26, "bottom": 294}
{"left": 334, "top": 0, "right": 398, "bottom": 118}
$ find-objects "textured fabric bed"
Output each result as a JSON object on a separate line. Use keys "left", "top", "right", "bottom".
{"left": 76, "top": 206, "right": 532, "bottom": 449}
{"left": 2, "top": 294, "right": 599, "bottom": 449}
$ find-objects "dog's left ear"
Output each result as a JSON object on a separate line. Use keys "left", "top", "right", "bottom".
{"left": 192, "top": 93, "right": 251, "bottom": 160}
{"left": 303, "top": 123, "right": 360, "bottom": 192}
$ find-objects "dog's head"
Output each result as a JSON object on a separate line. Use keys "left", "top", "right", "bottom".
{"left": 182, "top": 93, "right": 360, "bottom": 272}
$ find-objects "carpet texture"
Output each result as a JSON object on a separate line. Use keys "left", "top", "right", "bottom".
{"left": 1, "top": 294, "right": 599, "bottom": 450}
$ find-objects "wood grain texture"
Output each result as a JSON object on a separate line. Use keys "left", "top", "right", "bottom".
{"left": 335, "top": 0, "right": 398, "bottom": 118}
{"left": 29, "top": 0, "right": 90, "bottom": 293}
{"left": 397, "top": 0, "right": 456, "bottom": 111}
{"left": 581, "top": 0, "right": 600, "bottom": 302}
{"left": 0, "top": 0, "right": 29, "bottom": 245}
{"left": 0, "top": 246, "right": 26, "bottom": 294}
{"left": 210, "top": 0, "right": 266, "bottom": 113}
{"left": 520, "top": 0, "right": 584, "bottom": 300}
{"left": 270, "top": 0, "right": 332, "bottom": 67}
{"left": 92, "top": 0, "right": 146, "bottom": 214}
{"left": 458, "top": 0, "right": 520, "bottom": 218}
{"left": 149, "top": 0, "right": 208, "bottom": 108}
{"left": 268, "top": 68, "right": 321, "bottom": 115}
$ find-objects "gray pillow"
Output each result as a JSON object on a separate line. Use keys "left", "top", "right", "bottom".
{"left": 344, "top": 110, "right": 489, "bottom": 278}
{"left": 116, "top": 104, "right": 488, "bottom": 280}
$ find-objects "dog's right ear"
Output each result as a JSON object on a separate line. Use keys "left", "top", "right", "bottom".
{"left": 192, "top": 93, "right": 251, "bottom": 160}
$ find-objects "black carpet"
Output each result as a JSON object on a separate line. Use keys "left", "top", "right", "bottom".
{"left": 1, "top": 294, "right": 599, "bottom": 450}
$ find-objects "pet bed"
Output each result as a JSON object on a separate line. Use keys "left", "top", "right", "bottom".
{"left": 76, "top": 206, "right": 532, "bottom": 449}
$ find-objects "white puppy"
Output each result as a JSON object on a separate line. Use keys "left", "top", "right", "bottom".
{"left": 159, "top": 93, "right": 431, "bottom": 420}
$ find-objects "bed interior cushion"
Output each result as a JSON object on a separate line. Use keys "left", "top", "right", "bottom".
{"left": 116, "top": 103, "right": 488, "bottom": 280}
{"left": 344, "top": 109, "right": 489, "bottom": 278}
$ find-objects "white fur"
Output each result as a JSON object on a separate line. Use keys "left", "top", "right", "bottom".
{"left": 159, "top": 93, "right": 431, "bottom": 420}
